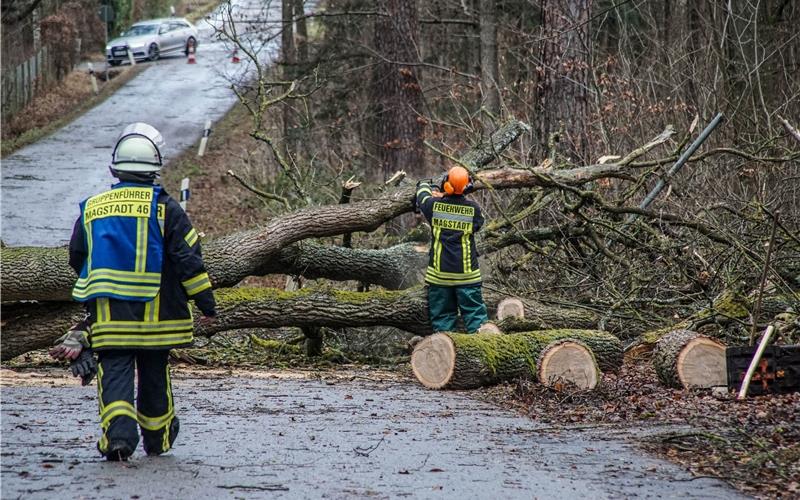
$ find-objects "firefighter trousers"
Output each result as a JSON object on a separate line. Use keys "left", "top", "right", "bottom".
{"left": 427, "top": 284, "right": 489, "bottom": 333}
{"left": 96, "top": 349, "right": 178, "bottom": 456}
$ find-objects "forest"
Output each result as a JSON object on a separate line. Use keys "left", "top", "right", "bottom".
{"left": 2, "top": 0, "right": 799, "bottom": 494}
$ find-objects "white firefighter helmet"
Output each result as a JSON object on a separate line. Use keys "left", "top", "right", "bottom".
{"left": 111, "top": 123, "right": 165, "bottom": 173}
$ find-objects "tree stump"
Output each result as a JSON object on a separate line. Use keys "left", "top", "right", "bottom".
{"left": 653, "top": 329, "right": 727, "bottom": 388}
{"left": 411, "top": 330, "right": 617, "bottom": 390}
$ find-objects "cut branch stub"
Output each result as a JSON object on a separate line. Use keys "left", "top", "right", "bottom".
{"left": 496, "top": 297, "right": 525, "bottom": 320}
{"left": 653, "top": 329, "right": 727, "bottom": 389}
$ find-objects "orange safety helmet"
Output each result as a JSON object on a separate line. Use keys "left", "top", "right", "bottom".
{"left": 442, "top": 166, "right": 473, "bottom": 195}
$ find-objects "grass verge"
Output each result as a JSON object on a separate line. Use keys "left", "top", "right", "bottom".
{"left": 1, "top": 65, "right": 143, "bottom": 158}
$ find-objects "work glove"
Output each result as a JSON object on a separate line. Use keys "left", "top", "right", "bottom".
{"left": 70, "top": 349, "right": 98, "bottom": 386}
{"left": 49, "top": 320, "right": 91, "bottom": 360}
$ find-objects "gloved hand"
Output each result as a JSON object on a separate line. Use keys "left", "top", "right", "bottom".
{"left": 70, "top": 349, "right": 98, "bottom": 386}
{"left": 49, "top": 320, "right": 91, "bottom": 360}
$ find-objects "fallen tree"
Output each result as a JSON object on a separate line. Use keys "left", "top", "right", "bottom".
{"left": 626, "top": 289, "right": 799, "bottom": 355}
{"left": 410, "top": 330, "right": 623, "bottom": 390}
{"left": 1, "top": 286, "right": 609, "bottom": 360}
{"left": 1, "top": 123, "right": 689, "bottom": 303}
{"left": 2, "top": 121, "right": 526, "bottom": 302}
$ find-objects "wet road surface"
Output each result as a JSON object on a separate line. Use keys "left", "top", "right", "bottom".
{"left": 1, "top": 369, "right": 745, "bottom": 499}
{"left": 1, "top": 1, "right": 277, "bottom": 247}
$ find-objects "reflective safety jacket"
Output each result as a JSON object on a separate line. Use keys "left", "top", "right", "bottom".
{"left": 416, "top": 182, "right": 485, "bottom": 286}
{"left": 69, "top": 182, "right": 216, "bottom": 351}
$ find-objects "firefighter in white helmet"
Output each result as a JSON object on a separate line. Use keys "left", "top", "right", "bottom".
{"left": 51, "top": 123, "right": 217, "bottom": 461}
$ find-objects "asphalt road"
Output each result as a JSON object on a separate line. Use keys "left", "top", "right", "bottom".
{"left": 0, "top": 0, "right": 276, "bottom": 247}
{"left": 0, "top": 369, "right": 744, "bottom": 500}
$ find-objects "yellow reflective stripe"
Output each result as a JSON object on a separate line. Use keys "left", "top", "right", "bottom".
{"left": 97, "top": 362, "right": 107, "bottom": 453}
{"left": 424, "top": 275, "right": 482, "bottom": 286}
{"left": 157, "top": 203, "right": 166, "bottom": 236}
{"left": 184, "top": 228, "right": 199, "bottom": 247}
{"left": 101, "top": 400, "right": 138, "bottom": 426}
{"left": 73, "top": 283, "right": 159, "bottom": 299}
{"left": 182, "top": 272, "right": 211, "bottom": 295}
{"left": 433, "top": 227, "right": 442, "bottom": 271}
{"left": 135, "top": 217, "right": 147, "bottom": 273}
{"left": 426, "top": 267, "right": 481, "bottom": 279}
{"left": 92, "top": 319, "right": 194, "bottom": 332}
{"left": 137, "top": 408, "right": 174, "bottom": 431}
{"left": 96, "top": 297, "right": 110, "bottom": 322}
{"left": 97, "top": 363, "right": 105, "bottom": 412}
{"left": 144, "top": 293, "right": 161, "bottom": 323}
{"left": 182, "top": 272, "right": 209, "bottom": 288}
{"left": 165, "top": 363, "right": 173, "bottom": 420}
{"left": 84, "top": 219, "right": 93, "bottom": 275}
{"left": 75, "top": 268, "right": 161, "bottom": 286}
{"left": 164, "top": 364, "right": 174, "bottom": 450}
{"left": 461, "top": 233, "right": 469, "bottom": 273}
{"left": 91, "top": 334, "right": 193, "bottom": 349}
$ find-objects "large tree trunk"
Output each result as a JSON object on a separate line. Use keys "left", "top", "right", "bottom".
{"left": 0, "top": 241, "right": 428, "bottom": 302}
{"left": 0, "top": 287, "right": 615, "bottom": 360}
{"left": 368, "top": 0, "right": 425, "bottom": 179}
{"left": 538, "top": 0, "right": 593, "bottom": 163}
{"left": 281, "top": 0, "right": 297, "bottom": 153}
{"left": 411, "top": 330, "right": 622, "bottom": 390}
{"left": 479, "top": 0, "right": 500, "bottom": 124}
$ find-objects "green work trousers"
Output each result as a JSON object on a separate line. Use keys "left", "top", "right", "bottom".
{"left": 427, "top": 284, "right": 489, "bottom": 333}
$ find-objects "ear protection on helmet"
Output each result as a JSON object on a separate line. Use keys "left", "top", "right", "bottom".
{"left": 440, "top": 169, "right": 474, "bottom": 195}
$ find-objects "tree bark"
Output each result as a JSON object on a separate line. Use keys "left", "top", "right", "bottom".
{"left": 282, "top": 0, "right": 297, "bottom": 152}
{"left": 368, "top": 0, "right": 425, "bottom": 179}
{"left": 410, "top": 330, "right": 620, "bottom": 390}
{"left": 0, "top": 240, "right": 429, "bottom": 303}
{"left": 537, "top": 0, "right": 593, "bottom": 163}
{"left": 479, "top": 0, "right": 500, "bottom": 124}
{"left": 653, "top": 329, "right": 727, "bottom": 389}
{"left": 293, "top": 0, "right": 308, "bottom": 65}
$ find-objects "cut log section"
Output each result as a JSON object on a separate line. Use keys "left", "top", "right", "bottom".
{"left": 496, "top": 297, "right": 525, "bottom": 320}
{"left": 538, "top": 340, "right": 599, "bottom": 390}
{"left": 653, "top": 329, "right": 727, "bottom": 389}
{"left": 411, "top": 330, "right": 620, "bottom": 390}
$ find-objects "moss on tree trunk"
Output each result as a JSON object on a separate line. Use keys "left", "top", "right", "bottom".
{"left": 411, "top": 330, "right": 621, "bottom": 390}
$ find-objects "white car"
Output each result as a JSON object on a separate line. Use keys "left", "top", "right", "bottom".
{"left": 106, "top": 18, "right": 198, "bottom": 65}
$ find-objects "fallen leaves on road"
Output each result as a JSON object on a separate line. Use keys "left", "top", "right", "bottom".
{"left": 478, "top": 358, "right": 799, "bottom": 499}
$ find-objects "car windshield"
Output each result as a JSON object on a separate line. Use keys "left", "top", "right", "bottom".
{"left": 124, "top": 25, "right": 157, "bottom": 36}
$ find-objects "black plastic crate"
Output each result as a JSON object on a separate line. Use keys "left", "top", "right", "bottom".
{"left": 726, "top": 345, "right": 800, "bottom": 395}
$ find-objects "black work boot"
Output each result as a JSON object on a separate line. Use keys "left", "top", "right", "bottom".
{"left": 144, "top": 417, "right": 180, "bottom": 456}
{"left": 101, "top": 440, "right": 134, "bottom": 462}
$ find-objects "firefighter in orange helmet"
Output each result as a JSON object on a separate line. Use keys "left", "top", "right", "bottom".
{"left": 415, "top": 166, "right": 490, "bottom": 332}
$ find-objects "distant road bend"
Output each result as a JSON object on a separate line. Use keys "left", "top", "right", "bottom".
{"left": 1, "top": 0, "right": 279, "bottom": 247}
